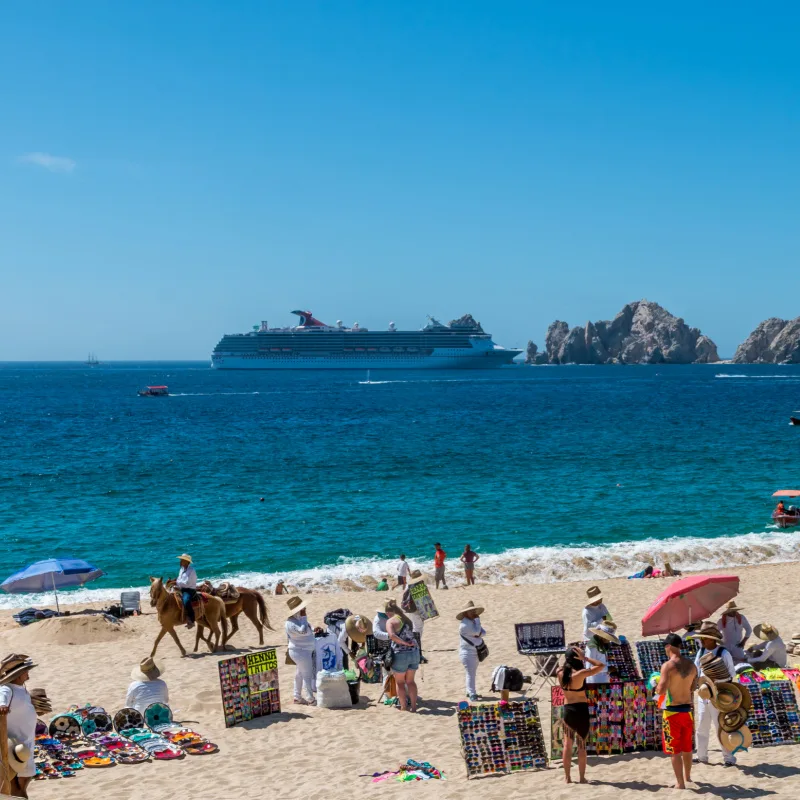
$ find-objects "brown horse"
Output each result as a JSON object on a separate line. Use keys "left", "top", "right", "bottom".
{"left": 149, "top": 577, "right": 228, "bottom": 657}
{"left": 196, "top": 583, "right": 274, "bottom": 649}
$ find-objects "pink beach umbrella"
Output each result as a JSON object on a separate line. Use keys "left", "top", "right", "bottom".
{"left": 641, "top": 575, "right": 739, "bottom": 637}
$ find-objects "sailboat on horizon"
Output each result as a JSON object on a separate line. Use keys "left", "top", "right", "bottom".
{"left": 85, "top": 352, "right": 100, "bottom": 366}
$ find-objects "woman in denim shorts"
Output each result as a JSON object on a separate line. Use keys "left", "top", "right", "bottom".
{"left": 386, "top": 601, "right": 420, "bottom": 712}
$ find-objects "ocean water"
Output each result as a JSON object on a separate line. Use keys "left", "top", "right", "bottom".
{"left": 2, "top": 362, "right": 800, "bottom": 607}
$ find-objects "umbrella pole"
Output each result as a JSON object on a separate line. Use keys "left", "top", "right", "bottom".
{"left": 52, "top": 572, "right": 60, "bottom": 615}
{"left": 0, "top": 713, "right": 10, "bottom": 795}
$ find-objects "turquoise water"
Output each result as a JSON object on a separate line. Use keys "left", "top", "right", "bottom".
{"left": 2, "top": 362, "right": 800, "bottom": 606}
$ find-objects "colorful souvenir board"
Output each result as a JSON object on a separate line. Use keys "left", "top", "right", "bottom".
{"left": 567, "top": 640, "right": 641, "bottom": 682}
{"left": 409, "top": 581, "right": 439, "bottom": 621}
{"left": 745, "top": 682, "right": 800, "bottom": 748}
{"left": 635, "top": 638, "right": 698, "bottom": 678}
{"left": 551, "top": 682, "right": 649, "bottom": 758}
{"left": 457, "top": 699, "right": 547, "bottom": 779}
{"left": 218, "top": 647, "right": 281, "bottom": 727}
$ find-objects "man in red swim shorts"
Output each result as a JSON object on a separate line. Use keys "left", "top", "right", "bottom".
{"left": 656, "top": 633, "right": 698, "bottom": 790}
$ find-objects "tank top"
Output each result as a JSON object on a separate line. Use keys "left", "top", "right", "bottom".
{"left": 389, "top": 617, "right": 417, "bottom": 652}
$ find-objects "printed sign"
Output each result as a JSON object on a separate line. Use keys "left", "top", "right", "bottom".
{"left": 409, "top": 581, "right": 439, "bottom": 621}
{"left": 218, "top": 647, "right": 280, "bottom": 728}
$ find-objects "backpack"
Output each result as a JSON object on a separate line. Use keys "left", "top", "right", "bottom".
{"left": 401, "top": 586, "right": 417, "bottom": 613}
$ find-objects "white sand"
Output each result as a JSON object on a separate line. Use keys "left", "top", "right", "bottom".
{"left": 4, "top": 562, "right": 800, "bottom": 799}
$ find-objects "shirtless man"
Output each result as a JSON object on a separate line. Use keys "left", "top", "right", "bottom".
{"left": 655, "top": 633, "right": 698, "bottom": 790}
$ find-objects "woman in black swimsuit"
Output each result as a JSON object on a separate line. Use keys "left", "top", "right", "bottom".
{"left": 557, "top": 646, "right": 606, "bottom": 784}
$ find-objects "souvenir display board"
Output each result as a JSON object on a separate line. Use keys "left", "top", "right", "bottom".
{"left": 744, "top": 681, "right": 800, "bottom": 748}
{"left": 635, "top": 638, "right": 698, "bottom": 678}
{"left": 218, "top": 648, "right": 280, "bottom": 728}
{"left": 409, "top": 581, "right": 439, "bottom": 620}
{"left": 457, "top": 699, "right": 547, "bottom": 778}
{"left": 515, "top": 621, "right": 565, "bottom": 654}
{"left": 551, "top": 682, "right": 649, "bottom": 758}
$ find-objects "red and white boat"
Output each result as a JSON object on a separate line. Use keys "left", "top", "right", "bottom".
{"left": 772, "top": 490, "right": 800, "bottom": 528}
{"left": 137, "top": 385, "right": 169, "bottom": 397}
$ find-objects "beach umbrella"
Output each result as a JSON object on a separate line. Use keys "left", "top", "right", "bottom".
{"left": 641, "top": 574, "right": 739, "bottom": 637}
{"left": 1, "top": 558, "right": 104, "bottom": 613}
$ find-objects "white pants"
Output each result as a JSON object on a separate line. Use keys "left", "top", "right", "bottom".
{"left": 460, "top": 649, "right": 479, "bottom": 696}
{"left": 290, "top": 647, "right": 315, "bottom": 700}
{"left": 696, "top": 697, "right": 735, "bottom": 764}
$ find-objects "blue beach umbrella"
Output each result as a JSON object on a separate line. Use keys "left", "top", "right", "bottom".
{"left": 1, "top": 558, "right": 104, "bottom": 613}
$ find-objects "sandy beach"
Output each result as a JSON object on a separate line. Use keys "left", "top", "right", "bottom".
{"left": 4, "top": 562, "right": 800, "bottom": 800}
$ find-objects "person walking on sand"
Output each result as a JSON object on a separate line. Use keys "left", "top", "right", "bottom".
{"left": 285, "top": 596, "right": 316, "bottom": 705}
{"left": 458, "top": 601, "right": 486, "bottom": 700}
{"left": 434, "top": 543, "right": 448, "bottom": 590}
{"left": 175, "top": 554, "right": 198, "bottom": 630}
{"left": 556, "top": 646, "right": 606, "bottom": 784}
{"left": 394, "top": 555, "right": 410, "bottom": 589}
{"left": 655, "top": 633, "right": 697, "bottom": 790}
{"left": 385, "top": 600, "right": 420, "bottom": 712}
{"left": 460, "top": 545, "right": 479, "bottom": 585}
{"left": 716, "top": 601, "right": 752, "bottom": 661}
{"left": 0, "top": 654, "right": 38, "bottom": 799}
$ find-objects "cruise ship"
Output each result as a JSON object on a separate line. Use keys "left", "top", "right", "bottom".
{"left": 211, "top": 310, "right": 521, "bottom": 370}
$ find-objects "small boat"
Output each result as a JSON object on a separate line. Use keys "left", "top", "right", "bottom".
{"left": 85, "top": 352, "right": 100, "bottom": 366}
{"left": 771, "top": 490, "right": 800, "bottom": 528}
{"left": 137, "top": 385, "right": 169, "bottom": 397}
{"left": 791, "top": 417, "right": 800, "bottom": 426}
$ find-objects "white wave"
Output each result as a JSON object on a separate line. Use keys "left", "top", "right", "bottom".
{"left": 168, "top": 392, "right": 262, "bottom": 396}
{"left": 358, "top": 380, "right": 405, "bottom": 385}
{"left": 3, "top": 530, "right": 800, "bottom": 609}
{"left": 715, "top": 374, "right": 798, "bottom": 379}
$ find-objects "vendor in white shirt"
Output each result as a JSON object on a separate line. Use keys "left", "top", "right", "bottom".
{"left": 0, "top": 653, "right": 38, "bottom": 798}
{"left": 394, "top": 554, "right": 411, "bottom": 589}
{"left": 585, "top": 622, "right": 620, "bottom": 683}
{"left": 716, "top": 600, "right": 752, "bottom": 661}
{"left": 175, "top": 553, "right": 198, "bottom": 630}
{"left": 582, "top": 585, "right": 610, "bottom": 642}
{"left": 747, "top": 623, "right": 787, "bottom": 669}
{"left": 126, "top": 656, "right": 170, "bottom": 713}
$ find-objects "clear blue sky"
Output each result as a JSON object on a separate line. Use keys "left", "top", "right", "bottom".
{"left": 2, "top": 2, "right": 798, "bottom": 359}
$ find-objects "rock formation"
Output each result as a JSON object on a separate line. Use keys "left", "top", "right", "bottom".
{"left": 733, "top": 317, "right": 800, "bottom": 363}
{"left": 527, "top": 300, "right": 719, "bottom": 365}
{"left": 448, "top": 313, "right": 484, "bottom": 332}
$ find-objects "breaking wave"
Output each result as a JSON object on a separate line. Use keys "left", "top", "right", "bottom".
{"left": 3, "top": 530, "right": 800, "bottom": 609}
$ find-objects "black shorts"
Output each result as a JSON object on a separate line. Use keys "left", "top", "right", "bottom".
{"left": 562, "top": 702, "right": 590, "bottom": 741}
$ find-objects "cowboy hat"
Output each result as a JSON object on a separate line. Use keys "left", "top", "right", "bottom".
{"left": 718, "top": 707, "right": 748, "bottom": 733}
{"left": 456, "top": 601, "right": 484, "bottom": 621}
{"left": 686, "top": 622, "right": 723, "bottom": 642}
{"left": 699, "top": 653, "right": 732, "bottom": 683}
{"left": 721, "top": 600, "right": 745, "bottom": 614}
{"left": 409, "top": 570, "right": 423, "bottom": 581}
{"left": 0, "top": 653, "right": 36, "bottom": 685}
{"left": 177, "top": 554, "right": 193, "bottom": 564}
{"left": 585, "top": 586, "right": 603, "bottom": 605}
{"left": 738, "top": 684, "right": 753, "bottom": 713}
{"left": 344, "top": 614, "right": 373, "bottom": 644}
{"left": 131, "top": 656, "right": 165, "bottom": 682}
{"left": 697, "top": 676, "right": 715, "bottom": 702}
{"left": 286, "top": 596, "right": 308, "bottom": 618}
{"left": 6, "top": 741, "right": 31, "bottom": 774}
{"left": 713, "top": 682, "right": 743, "bottom": 713}
{"left": 589, "top": 623, "right": 621, "bottom": 645}
{"left": 753, "top": 623, "right": 779, "bottom": 642}
{"left": 719, "top": 724, "right": 752, "bottom": 754}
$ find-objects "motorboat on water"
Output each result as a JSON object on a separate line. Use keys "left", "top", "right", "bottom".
{"left": 790, "top": 416, "right": 800, "bottom": 426}
{"left": 137, "top": 385, "right": 169, "bottom": 397}
{"left": 772, "top": 489, "right": 800, "bottom": 528}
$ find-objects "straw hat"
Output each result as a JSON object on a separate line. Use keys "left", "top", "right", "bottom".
{"left": 699, "top": 653, "right": 732, "bottom": 683}
{"left": 719, "top": 725, "right": 752, "bottom": 753}
{"left": 131, "top": 656, "right": 165, "bottom": 682}
{"left": 722, "top": 600, "right": 745, "bottom": 614}
{"left": 344, "top": 614, "right": 373, "bottom": 644}
{"left": 589, "top": 622, "right": 621, "bottom": 645}
{"left": 456, "top": 600, "right": 485, "bottom": 621}
{"left": 713, "top": 682, "right": 743, "bottom": 712}
{"left": 753, "top": 623, "right": 779, "bottom": 642}
{"left": 286, "top": 596, "right": 308, "bottom": 618}
{"left": 738, "top": 684, "right": 753, "bottom": 713}
{"left": 409, "top": 570, "right": 423, "bottom": 581}
{"left": 0, "top": 653, "right": 36, "bottom": 685}
{"left": 6, "top": 741, "right": 32, "bottom": 774}
{"left": 586, "top": 586, "right": 603, "bottom": 605}
{"left": 718, "top": 707, "right": 748, "bottom": 733}
{"left": 687, "top": 621, "right": 723, "bottom": 642}
{"left": 177, "top": 554, "right": 193, "bottom": 564}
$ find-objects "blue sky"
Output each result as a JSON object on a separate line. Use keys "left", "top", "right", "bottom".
{"left": 1, "top": 2, "right": 798, "bottom": 359}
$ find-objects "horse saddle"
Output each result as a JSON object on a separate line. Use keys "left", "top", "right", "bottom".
{"left": 171, "top": 590, "right": 210, "bottom": 621}
{"left": 197, "top": 581, "right": 240, "bottom": 604}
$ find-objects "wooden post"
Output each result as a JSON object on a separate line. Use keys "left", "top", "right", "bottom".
{"left": 0, "top": 712, "right": 10, "bottom": 795}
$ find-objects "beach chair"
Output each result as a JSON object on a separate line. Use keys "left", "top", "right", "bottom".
{"left": 120, "top": 591, "right": 141, "bottom": 617}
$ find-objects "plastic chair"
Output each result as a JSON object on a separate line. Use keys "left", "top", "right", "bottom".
{"left": 120, "top": 591, "right": 141, "bottom": 616}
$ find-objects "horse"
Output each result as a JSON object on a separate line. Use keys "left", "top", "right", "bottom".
{"left": 148, "top": 577, "right": 228, "bottom": 657}
{"left": 196, "top": 582, "right": 274, "bottom": 649}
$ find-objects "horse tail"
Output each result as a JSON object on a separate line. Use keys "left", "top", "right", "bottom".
{"left": 255, "top": 590, "right": 274, "bottom": 631}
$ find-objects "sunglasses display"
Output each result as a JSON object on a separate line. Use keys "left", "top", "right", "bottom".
{"left": 458, "top": 699, "right": 548, "bottom": 778}
{"left": 747, "top": 682, "right": 800, "bottom": 748}
{"left": 635, "top": 639, "right": 698, "bottom": 680}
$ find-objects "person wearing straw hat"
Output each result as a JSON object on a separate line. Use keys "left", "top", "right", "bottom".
{"left": 747, "top": 623, "right": 787, "bottom": 669}
{"left": 585, "top": 621, "right": 620, "bottom": 684}
{"left": 716, "top": 601, "right": 752, "bottom": 661}
{"left": 285, "top": 596, "right": 317, "bottom": 705}
{"left": 175, "top": 554, "right": 198, "bottom": 630}
{"left": 457, "top": 601, "right": 486, "bottom": 701}
{"left": 582, "top": 586, "right": 610, "bottom": 642}
{"left": 126, "top": 657, "right": 169, "bottom": 714}
{"left": 689, "top": 622, "right": 737, "bottom": 766}
{"left": 0, "top": 654, "right": 37, "bottom": 797}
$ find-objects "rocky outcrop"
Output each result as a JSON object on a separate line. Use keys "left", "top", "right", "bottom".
{"left": 733, "top": 317, "right": 800, "bottom": 363}
{"left": 528, "top": 300, "right": 719, "bottom": 365}
{"left": 448, "top": 313, "right": 484, "bottom": 332}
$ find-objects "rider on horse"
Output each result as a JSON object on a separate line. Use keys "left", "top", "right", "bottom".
{"left": 175, "top": 554, "right": 198, "bottom": 629}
